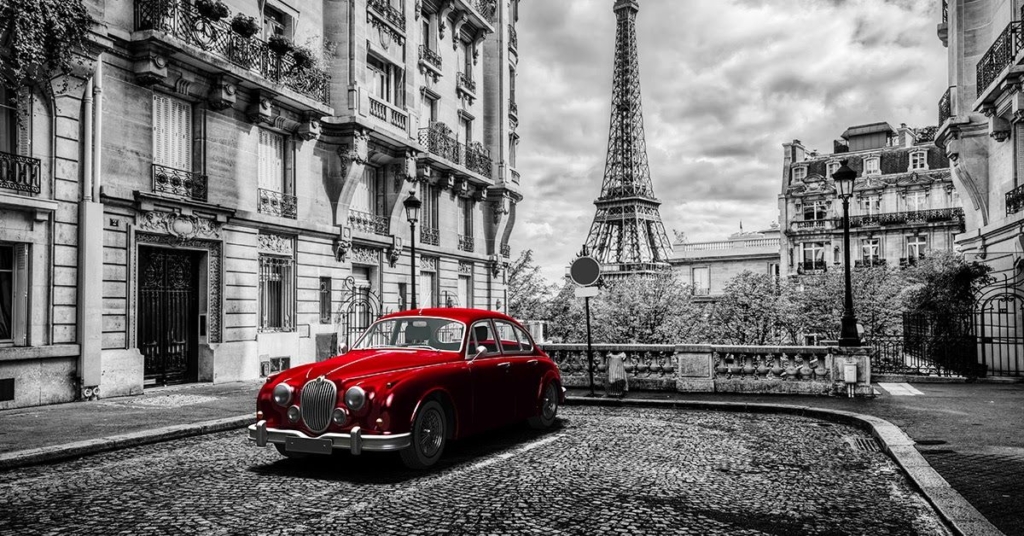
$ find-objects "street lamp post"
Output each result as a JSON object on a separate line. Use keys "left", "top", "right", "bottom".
{"left": 833, "top": 160, "right": 861, "bottom": 347}
{"left": 403, "top": 191, "right": 421, "bottom": 310}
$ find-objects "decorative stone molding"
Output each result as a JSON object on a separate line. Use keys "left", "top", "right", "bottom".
{"left": 451, "top": 11, "right": 468, "bottom": 50}
{"left": 137, "top": 211, "right": 221, "bottom": 243}
{"left": 258, "top": 233, "right": 295, "bottom": 256}
{"left": 417, "top": 162, "right": 433, "bottom": 183}
{"left": 458, "top": 261, "right": 473, "bottom": 274}
{"left": 207, "top": 75, "right": 237, "bottom": 111}
{"left": 387, "top": 235, "right": 404, "bottom": 267}
{"left": 247, "top": 89, "right": 276, "bottom": 124}
{"left": 488, "top": 256, "right": 502, "bottom": 278}
{"left": 473, "top": 186, "right": 488, "bottom": 202}
{"left": 333, "top": 227, "right": 352, "bottom": 262}
{"left": 439, "top": 0, "right": 455, "bottom": 39}
{"left": 472, "top": 29, "right": 487, "bottom": 64}
{"left": 491, "top": 195, "right": 509, "bottom": 223}
{"left": 297, "top": 112, "right": 322, "bottom": 142}
{"left": 420, "top": 256, "right": 438, "bottom": 271}
{"left": 133, "top": 52, "right": 169, "bottom": 86}
{"left": 338, "top": 129, "right": 369, "bottom": 176}
{"left": 351, "top": 245, "right": 381, "bottom": 266}
{"left": 455, "top": 177, "right": 470, "bottom": 196}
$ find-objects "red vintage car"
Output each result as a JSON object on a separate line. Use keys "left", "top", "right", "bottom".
{"left": 248, "top": 308, "right": 564, "bottom": 469}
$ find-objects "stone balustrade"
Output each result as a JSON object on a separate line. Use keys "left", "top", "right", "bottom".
{"left": 541, "top": 343, "right": 872, "bottom": 397}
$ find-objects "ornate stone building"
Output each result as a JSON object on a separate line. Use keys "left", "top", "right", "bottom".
{"left": 669, "top": 225, "right": 781, "bottom": 300}
{"left": 0, "top": 0, "right": 522, "bottom": 408}
{"left": 780, "top": 123, "right": 963, "bottom": 278}
{"left": 933, "top": 0, "right": 1024, "bottom": 375}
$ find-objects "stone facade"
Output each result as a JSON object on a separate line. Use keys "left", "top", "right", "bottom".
{"left": 934, "top": 0, "right": 1024, "bottom": 375}
{"left": 669, "top": 226, "right": 782, "bottom": 299}
{"left": 780, "top": 123, "right": 964, "bottom": 278}
{"left": 0, "top": 0, "right": 523, "bottom": 408}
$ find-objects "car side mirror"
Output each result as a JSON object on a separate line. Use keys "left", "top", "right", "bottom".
{"left": 470, "top": 345, "right": 487, "bottom": 361}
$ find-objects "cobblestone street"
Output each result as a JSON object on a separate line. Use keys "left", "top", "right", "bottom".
{"left": 0, "top": 406, "right": 951, "bottom": 535}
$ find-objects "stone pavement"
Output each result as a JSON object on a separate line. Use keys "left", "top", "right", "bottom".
{"left": 0, "top": 379, "right": 1019, "bottom": 535}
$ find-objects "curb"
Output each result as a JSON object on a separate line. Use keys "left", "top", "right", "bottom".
{"left": 0, "top": 414, "right": 253, "bottom": 471}
{"left": 565, "top": 396, "right": 1004, "bottom": 536}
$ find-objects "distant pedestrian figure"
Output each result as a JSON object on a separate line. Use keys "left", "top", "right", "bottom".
{"left": 606, "top": 351, "right": 628, "bottom": 398}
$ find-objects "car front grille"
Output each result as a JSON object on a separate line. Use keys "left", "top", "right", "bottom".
{"left": 300, "top": 377, "right": 337, "bottom": 434}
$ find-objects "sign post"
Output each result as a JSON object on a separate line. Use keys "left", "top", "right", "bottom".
{"left": 569, "top": 250, "right": 601, "bottom": 397}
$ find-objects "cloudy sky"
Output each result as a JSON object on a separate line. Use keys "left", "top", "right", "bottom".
{"left": 511, "top": 0, "right": 947, "bottom": 283}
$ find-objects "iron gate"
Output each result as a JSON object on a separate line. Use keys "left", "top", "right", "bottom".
{"left": 139, "top": 247, "right": 198, "bottom": 385}
{"left": 338, "top": 276, "right": 382, "bottom": 348}
{"left": 976, "top": 269, "right": 1024, "bottom": 377}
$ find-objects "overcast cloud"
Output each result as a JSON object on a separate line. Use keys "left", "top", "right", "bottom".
{"left": 512, "top": 0, "right": 946, "bottom": 283}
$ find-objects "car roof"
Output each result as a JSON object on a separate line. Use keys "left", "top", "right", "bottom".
{"left": 377, "top": 308, "right": 522, "bottom": 325}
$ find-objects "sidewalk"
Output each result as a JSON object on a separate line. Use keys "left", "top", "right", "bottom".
{"left": 0, "top": 380, "right": 1020, "bottom": 535}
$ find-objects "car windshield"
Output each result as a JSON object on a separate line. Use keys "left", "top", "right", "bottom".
{"left": 352, "top": 317, "right": 466, "bottom": 352}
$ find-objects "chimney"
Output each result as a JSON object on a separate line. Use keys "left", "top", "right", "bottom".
{"left": 782, "top": 139, "right": 806, "bottom": 189}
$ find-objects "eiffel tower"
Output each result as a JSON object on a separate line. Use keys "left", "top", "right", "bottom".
{"left": 583, "top": 0, "right": 673, "bottom": 277}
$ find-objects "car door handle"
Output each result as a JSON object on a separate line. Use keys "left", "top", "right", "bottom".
{"left": 497, "top": 362, "right": 511, "bottom": 369}
{"left": 527, "top": 359, "right": 538, "bottom": 365}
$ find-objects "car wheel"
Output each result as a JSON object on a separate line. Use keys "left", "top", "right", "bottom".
{"left": 528, "top": 382, "right": 559, "bottom": 430}
{"left": 400, "top": 399, "right": 447, "bottom": 470}
{"left": 273, "top": 443, "right": 309, "bottom": 460}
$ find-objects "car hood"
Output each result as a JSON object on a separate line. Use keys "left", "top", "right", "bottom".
{"left": 285, "top": 348, "right": 457, "bottom": 384}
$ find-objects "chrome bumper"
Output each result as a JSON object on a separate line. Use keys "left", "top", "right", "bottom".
{"left": 248, "top": 420, "right": 411, "bottom": 455}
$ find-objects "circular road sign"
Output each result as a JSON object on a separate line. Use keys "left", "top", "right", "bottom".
{"left": 570, "top": 256, "right": 601, "bottom": 286}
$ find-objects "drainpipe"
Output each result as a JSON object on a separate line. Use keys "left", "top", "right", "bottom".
{"left": 92, "top": 59, "right": 103, "bottom": 199}
{"left": 82, "top": 78, "right": 93, "bottom": 201}
{"left": 77, "top": 57, "right": 104, "bottom": 400}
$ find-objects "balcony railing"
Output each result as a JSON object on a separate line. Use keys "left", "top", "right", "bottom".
{"left": 476, "top": 0, "right": 497, "bottom": 21}
{"left": 367, "top": 95, "right": 408, "bottom": 131}
{"left": 842, "top": 208, "right": 965, "bottom": 228}
{"left": 418, "top": 44, "right": 442, "bottom": 70}
{"left": 458, "top": 234, "right": 475, "bottom": 252}
{"left": 794, "top": 219, "right": 830, "bottom": 230}
{"left": 348, "top": 209, "right": 389, "bottom": 235}
{"left": 508, "top": 23, "right": 518, "bottom": 50}
{"left": 417, "top": 123, "right": 493, "bottom": 179}
{"left": 367, "top": 0, "right": 406, "bottom": 31}
{"left": 258, "top": 188, "right": 297, "bottom": 219}
{"left": 421, "top": 226, "right": 440, "bottom": 246}
{"left": 152, "top": 164, "right": 207, "bottom": 202}
{"left": 0, "top": 150, "right": 41, "bottom": 194}
{"left": 134, "top": 0, "right": 330, "bottom": 106}
{"left": 464, "top": 142, "right": 492, "bottom": 177}
{"left": 854, "top": 258, "right": 887, "bottom": 268}
{"left": 797, "top": 261, "right": 827, "bottom": 275}
{"left": 501, "top": 243, "right": 511, "bottom": 258}
{"left": 1007, "top": 184, "right": 1024, "bottom": 215}
{"left": 692, "top": 287, "right": 710, "bottom": 296}
{"left": 939, "top": 86, "right": 953, "bottom": 126}
{"left": 509, "top": 100, "right": 518, "bottom": 117}
{"left": 976, "top": 21, "right": 1022, "bottom": 96}
{"left": 457, "top": 72, "right": 476, "bottom": 94}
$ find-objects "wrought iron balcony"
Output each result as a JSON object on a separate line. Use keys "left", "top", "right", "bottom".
{"left": 794, "top": 219, "right": 830, "bottom": 230}
{"left": 1007, "top": 184, "right": 1024, "bottom": 215}
{"left": 134, "top": 0, "right": 330, "bottom": 106}
{"left": 0, "top": 150, "right": 41, "bottom": 194}
{"left": 421, "top": 226, "right": 440, "bottom": 246}
{"left": 464, "top": 142, "right": 492, "bottom": 178}
{"left": 348, "top": 209, "right": 390, "bottom": 236}
{"left": 457, "top": 72, "right": 476, "bottom": 94}
{"left": 692, "top": 287, "right": 711, "bottom": 296}
{"left": 418, "top": 123, "right": 461, "bottom": 164}
{"left": 367, "top": 0, "right": 406, "bottom": 31}
{"left": 458, "top": 234, "right": 475, "bottom": 252}
{"left": 976, "top": 21, "right": 1022, "bottom": 96}
{"left": 152, "top": 164, "right": 207, "bottom": 202}
{"left": 508, "top": 23, "right": 518, "bottom": 51}
{"left": 258, "top": 188, "right": 297, "bottom": 219}
{"left": 938, "top": 86, "right": 953, "bottom": 126}
{"left": 842, "top": 208, "right": 965, "bottom": 228}
{"left": 797, "top": 261, "right": 827, "bottom": 275}
{"left": 501, "top": 243, "right": 511, "bottom": 258}
{"left": 476, "top": 0, "right": 497, "bottom": 21}
{"left": 418, "top": 44, "right": 442, "bottom": 70}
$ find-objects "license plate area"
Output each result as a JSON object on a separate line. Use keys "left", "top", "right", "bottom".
{"left": 285, "top": 436, "right": 333, "bottom": 455}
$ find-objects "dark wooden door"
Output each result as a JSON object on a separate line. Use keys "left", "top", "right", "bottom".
{"left": 139, "top": 247, "right": 199, "bottom": 386}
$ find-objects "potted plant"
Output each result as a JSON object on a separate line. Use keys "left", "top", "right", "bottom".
{"left": 230, "top": 13, "right": 260, "bottom": 38}
{"left": 267, "top": 34, "right": 294, "bottom": 55}
{"left": 196, "top": 0, "right": 229, "bottom": 21}
{"left": 291, "top": 45, "right": 315, "bottom": 70}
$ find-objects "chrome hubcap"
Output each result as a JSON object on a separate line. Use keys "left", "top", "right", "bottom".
{"left": 542, "top": 384, "right": 557, "bottom": 420}
{"left": 418, "top": 408, "right": 443, "bottom": 457}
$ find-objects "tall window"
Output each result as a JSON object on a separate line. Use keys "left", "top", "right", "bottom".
{"left": 458, "top": 274, "right": 472, "bottom": 308}
{"left": 802, "top": 242, "right": 825, "bottom": 269}
{"left": 421, "top": 19, "right": 432, "bottom": 51}
{"left": 319, "top": 277, "right": 332, "bottom": 324}
{"left": 259, "top": 254, "right": 295, "bottom": 332}
{"left": 258, "top": 128, "right": 286, "bottom": 192}
{"left": 905, "top": 191, "right": 927, "bottom": 212}
{"left": 458, "top": 40, "right": 471, "bottom": 81}
{"left": 509, "top": 66, "right": 516, "bottom": 105}
{"left": 864, "top": 157, "right": 880, "bottom": 175}
{"left": 792, "top": 166, "right": 807, "bottom": 181}
{"left": 0, "top": 244, "right": 28, "bottom": 345}
{"left": 419, "top": 267, "right": 437, "bottom": 308}
{"left": 859, "top": 195, "right": 880, "bottom": 216}
{"left": 910, "top": 151, "right": 927, "bottom": 170}
{"left": 153, "top": 93, "right": 192, "bottom": 171}
{"left": 0, "top": 86, "right": 16, "bottom": 155}
{"left": 419, "top": 182, "right": 440, "bottom": 230}
{"left": 262, "top": 5, "right": 287, "bottom": 40}
{"left": 826, "top": 162, "right": 839, "bottom": 178}
{"left": 509, "top": 133, "right": 518, "bottom": 167}
{"left": 692, "top": 267, "right": 710, "bottom": 294}
{"left": 460, "top": 198, "right": 473, "bottom": 237}
{"left": 461, "top": 117, "right": 472, "bottom": 143}
{"left": 368, "top": 55, "right": 404, "bottom": 106}
{"left": 861, "top": 238, "right": 880, "bottom": 264}
{"left": 907, "top": 236, "right": 927, "bottom": 259}
{"left": 353, "top": 167, "right": 385, "bottom": 216}
{"left": 398, "top": 282, "right": 408, "bottom": 311}
{"left": 803, "top": 200, "right": 828, "bottom": 221}
{"left": 767, "top": 262, "right": 780, "bottom": 278}
{"left": 421, "top": 95, "right": 438, "bottom": 124}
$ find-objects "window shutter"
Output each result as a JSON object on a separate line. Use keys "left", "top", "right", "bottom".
{"left": 258, "top": 129, "right": 268, "bottom": 189}
{"left": 153, "top": 94, "right": 167, "bottom": 166}
{"left": 174, "top": 98, "right": 192, "bottom": 171}
{"left": 16, "top": 90, "right": 32, "bottom": 157}
{"left": 12, "top": 244, "right": 28, "bottom": 346}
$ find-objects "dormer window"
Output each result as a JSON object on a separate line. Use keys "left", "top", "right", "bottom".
{"left": 826, "top": 162, "right": 839, "bottom": 179}
{"left": 864, "top": 157, "right": 880, "bottom": 175}
{"left": 910, "top": 151, "right": 928, "bottom": 171}
{"left": 792, "top": 166, "right": 807, "bottom": 181}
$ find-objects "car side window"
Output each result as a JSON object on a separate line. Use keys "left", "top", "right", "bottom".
{"left": 513, "top": 325, "right": 534, "bottom": 353}
{"left": 468, "top": 321, "right": 500, "bottom": 357}
{"left": 493, "top": 320, "right": 523, "bottom": 354}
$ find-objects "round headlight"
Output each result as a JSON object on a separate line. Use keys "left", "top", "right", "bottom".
{"left": 344, "top": 386, "right": 366, "bottom": 411}
{"left": 272, "top": 383, "right": 293, "bottom": 407}
{"left": 286, "top": 405, "right": 300, "bottom": 423}
{"left": 332, "top": 408, "right": 348, "bottom": 426}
